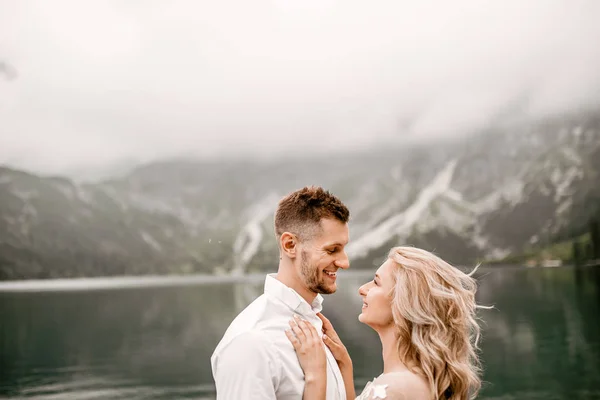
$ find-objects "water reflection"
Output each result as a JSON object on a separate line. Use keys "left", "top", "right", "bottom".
{"left": 475, "top": 266, "right": 600, "bottom": 399}
{"left": 0, "top": 266, "right": 599, "bottom": 399}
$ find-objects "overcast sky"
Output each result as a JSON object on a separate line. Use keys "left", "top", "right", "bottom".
{"left": 1, "top": 0, "right": 600, "bottom": 175}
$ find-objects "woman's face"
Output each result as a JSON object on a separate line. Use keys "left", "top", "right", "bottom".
{"left": 358, "top": 258, "right": 396, "bottom": 329}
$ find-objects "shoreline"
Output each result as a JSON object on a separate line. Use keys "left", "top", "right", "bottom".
{"left": 1, "top": 263, "right": 599, "bottom": 293}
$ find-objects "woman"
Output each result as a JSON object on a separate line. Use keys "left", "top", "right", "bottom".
{"left": 285, "top": 246, "right": 487, "bottom": 400}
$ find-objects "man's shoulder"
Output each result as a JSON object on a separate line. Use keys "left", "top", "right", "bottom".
{"left": 219, "top": 328, "right": 273, "bottom": 350}
{"left": 220, "top": 293, "right": 276, "bottom": 331}
{"left": 212, "top": 291, "right": 300, "bottom": 360}
{"left": 223, "top": 290, "right": 295, "bottom": 330}
{"left": 210, "top": 299, "right": 285, "bottom": 377}
{"left": 212, "top": 294, "right": 282, "bottom": 352}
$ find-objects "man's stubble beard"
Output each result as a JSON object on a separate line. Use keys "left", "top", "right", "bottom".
{"left": 300, "top": 249, "right": 335, "bottom": 295}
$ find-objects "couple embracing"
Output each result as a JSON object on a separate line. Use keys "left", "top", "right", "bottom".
{"left": 211, "top": 186, "right": 485, "bottom": 400}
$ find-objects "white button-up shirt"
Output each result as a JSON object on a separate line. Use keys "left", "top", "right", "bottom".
{"left": 211, "top": 273, "right": 347, "bottom": 400}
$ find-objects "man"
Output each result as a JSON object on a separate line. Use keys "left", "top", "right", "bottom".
{"left": 211, "top": 186, "right": 351, "bottom": 399}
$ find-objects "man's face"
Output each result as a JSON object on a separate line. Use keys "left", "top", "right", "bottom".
{"left": 296, "top": 218, "right": 350, "bottom": 295}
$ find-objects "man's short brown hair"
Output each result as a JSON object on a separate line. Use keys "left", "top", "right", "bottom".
{"left": 274, "top": 186, "right": 350, "bottom": 241}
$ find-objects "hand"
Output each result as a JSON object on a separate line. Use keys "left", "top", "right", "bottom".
{"left": 285, "top": 315, "right": 327, "bottom": 380}
{"left": 317, "top": 312, "right": 352, "bottom": 368}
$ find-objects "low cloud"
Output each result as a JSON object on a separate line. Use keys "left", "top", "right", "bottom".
{"left": 1, "top": 0, "right": 599, "bottom": 174}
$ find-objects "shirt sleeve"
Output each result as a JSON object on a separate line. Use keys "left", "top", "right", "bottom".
{"left": 212, "top": 330, "right": 280, "bottom": 400}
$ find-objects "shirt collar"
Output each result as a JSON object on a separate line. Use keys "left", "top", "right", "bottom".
{"left": 264, "top": 273, "right": 324, "bottom": 316}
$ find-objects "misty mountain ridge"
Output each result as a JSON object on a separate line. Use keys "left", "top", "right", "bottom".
{"left": 1, "top": 112, "right": 599, "bottom": 280}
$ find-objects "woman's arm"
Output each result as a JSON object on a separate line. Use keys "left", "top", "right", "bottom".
{"left": 318, "top": 313, "right": 356, "bottom": 400}
{"left": 302, "top": 370, "right": 327, "bottom": 400}
{"left": 285, "top": 315, "right": 327, "bottom": 400}
{"left": 338, "top": 358, "right": 356, "bottom": 400}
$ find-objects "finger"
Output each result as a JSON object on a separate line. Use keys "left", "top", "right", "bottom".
{"left": 285, "top": 329, "right": 300, "bottom": 350}
{"left": 317, "top": 312, "right": 333, "bottom": 331}
{"left": 322, "top": 334, "right": 337, "bottom": 349}
{"left": 317, "top": 313, "right": 340, "bottom": 340}
{"left": 302, "top": 318, "right": 320, "bottom": 342}
{"left": 295, "top": 316, "right": 315, "bottom": 342}
{"left": 322, "top": 334, "right": 344, "bottom": 358}
{"left": 322, "top": 335, "right": 341, "bottom": 357}
{"left": 289, "top": 318, "right": 306, "bottom": 342}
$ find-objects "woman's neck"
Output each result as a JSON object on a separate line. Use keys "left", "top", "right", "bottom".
{"left": 378, "top": 326, "right": 408, "bottom": 374}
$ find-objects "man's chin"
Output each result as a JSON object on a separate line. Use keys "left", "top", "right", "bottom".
{"left": 320, "top": 288, "right": 337, "bottom": 295}
{"left": 313, "top": 283, "right": 336, "bottom": 295}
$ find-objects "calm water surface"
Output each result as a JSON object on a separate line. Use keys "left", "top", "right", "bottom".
{"left": 1, "top": 266, "right": 599, "bottom": 399}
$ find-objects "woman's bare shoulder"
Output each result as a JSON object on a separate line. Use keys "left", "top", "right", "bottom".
{"left": 368, "top": 371, "right": 431, "bottom": 400}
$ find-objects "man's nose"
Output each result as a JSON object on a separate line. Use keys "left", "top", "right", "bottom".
{"left": 335, "top": 252, "right": 350, "bottom": 269}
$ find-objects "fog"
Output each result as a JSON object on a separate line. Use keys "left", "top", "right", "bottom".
{"left": 1, "top": 0, "right": 599, "bottom": 175}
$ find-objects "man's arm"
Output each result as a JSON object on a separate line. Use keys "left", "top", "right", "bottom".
{"left": 212, "top": 331, "right": 280, "bottom": 400}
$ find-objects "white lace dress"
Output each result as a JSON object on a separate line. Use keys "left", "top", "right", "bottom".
{"left": 355, "top": 376, "right": 389, "bottom": 400}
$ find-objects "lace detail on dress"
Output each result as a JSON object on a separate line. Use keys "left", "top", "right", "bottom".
{"left": 356, "top": 379, "right": 389, "bottom": 399}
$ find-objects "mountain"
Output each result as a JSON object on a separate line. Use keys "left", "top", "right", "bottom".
{"left": 1, "top": 112, "right": 599, "bottom": 280}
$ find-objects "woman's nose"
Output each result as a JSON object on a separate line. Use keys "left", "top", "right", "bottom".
{"left": 358, "top": 283, "right": 367, "bottom": 296}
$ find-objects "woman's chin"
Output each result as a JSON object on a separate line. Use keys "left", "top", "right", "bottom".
{"left": 358, "top": 312, "right": 377, "bottom": 329}
{"left": 358, "top": 312, "right": 366, "bottom": 324}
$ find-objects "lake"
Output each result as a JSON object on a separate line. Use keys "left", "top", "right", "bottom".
{"left": 1, "top": 266, "right": 599, "bottom": 399}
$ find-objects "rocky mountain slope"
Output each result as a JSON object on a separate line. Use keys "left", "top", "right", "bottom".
{"left": 1, "top": 112, "right": 599, "bottom": 280}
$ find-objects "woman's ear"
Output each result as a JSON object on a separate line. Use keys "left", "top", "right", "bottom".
{"left": 280, "top": 232, "right": 297, "bottom": 259}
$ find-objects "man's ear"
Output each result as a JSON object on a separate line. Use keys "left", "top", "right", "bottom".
{"left": 280, "top": 232, "right": 297, "bottom": 259}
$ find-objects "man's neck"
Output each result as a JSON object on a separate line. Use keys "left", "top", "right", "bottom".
{"left": 275, "top": 267, "right": 317, "bottom": 306}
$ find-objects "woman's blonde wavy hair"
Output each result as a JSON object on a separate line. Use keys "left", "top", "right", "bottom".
{"left": 387, "top": 246, "right": 487, "bottom": 400}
